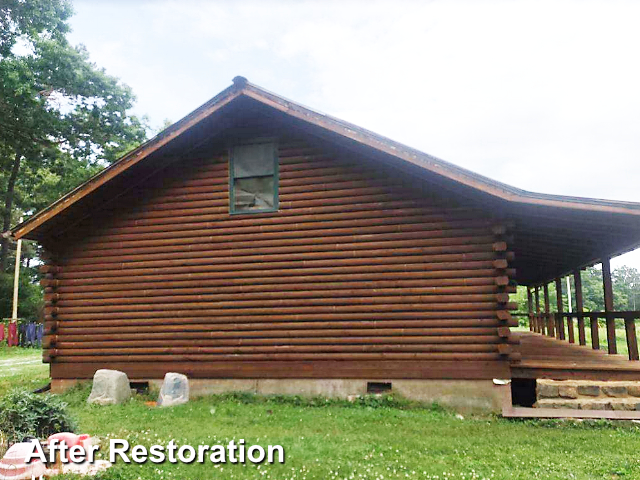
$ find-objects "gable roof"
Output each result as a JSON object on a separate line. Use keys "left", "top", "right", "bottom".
{"left": 9, "top": 76, "right": 640, "bottom": 285}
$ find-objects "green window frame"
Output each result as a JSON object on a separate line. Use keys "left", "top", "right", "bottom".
{"left": 229, "top": 140, "right": 279, "bottom": 214}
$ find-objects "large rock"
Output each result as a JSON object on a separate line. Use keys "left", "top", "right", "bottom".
{"left": 158, "top": 372, "right": 189, "bottom": 407}
{"left": 87, "top": 369, "right": 132, "bottom": 405}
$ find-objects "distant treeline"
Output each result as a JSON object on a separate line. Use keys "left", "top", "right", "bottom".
{"left": 514, "top": 265, "right": 640, "bottom": 315}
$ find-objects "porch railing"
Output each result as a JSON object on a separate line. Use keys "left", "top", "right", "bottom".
{"left": 530, "top": 310, "right": 640, "bottom": 361}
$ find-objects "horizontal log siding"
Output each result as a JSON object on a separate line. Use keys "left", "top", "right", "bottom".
{"left": 44, "top": 135, "right": 510, "bottom": 379}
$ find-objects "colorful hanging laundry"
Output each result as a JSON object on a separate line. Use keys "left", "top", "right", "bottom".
{"left": 7, "top": 322, "right": 17, "bottom": 347}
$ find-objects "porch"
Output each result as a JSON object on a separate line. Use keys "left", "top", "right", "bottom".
{"left": 501, "top": 197, "right": 640, "bottom": 416}
{"left": 513, "top": 254, "right": 640, "bottom": 381}
{"left": 511, "top": 330, "right": 640, "bottom": 381}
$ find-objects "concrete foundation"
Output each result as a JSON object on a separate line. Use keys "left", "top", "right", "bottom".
{"left": 391, "top": 380, "right": 505, "bottom": 413}
{"left": 52, "top": 378, "right": 506, "bottom": 414}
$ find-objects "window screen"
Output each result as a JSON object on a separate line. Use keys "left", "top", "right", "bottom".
{"left": 230, "top": 142, "right": 278, "bottom": 213}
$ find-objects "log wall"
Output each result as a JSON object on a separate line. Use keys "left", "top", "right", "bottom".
{"left": 41, "top": 132, "right": 516, "bottom": 380}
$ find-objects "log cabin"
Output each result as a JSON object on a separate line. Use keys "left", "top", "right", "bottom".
{"left": 11, "top": 77, "right": 640, "bottom": 413}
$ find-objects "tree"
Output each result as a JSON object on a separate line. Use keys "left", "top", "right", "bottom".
{"left": 579, "top": 266, "right": 605, "bottom": 312}
{"left": 0, "top": 0, "right": 147, "bottom": 272}
{"left": 612, "top": 265, "right": 640, "bottom": 311}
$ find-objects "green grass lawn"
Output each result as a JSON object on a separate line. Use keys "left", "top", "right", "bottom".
{"left": 0, "top": 347, "right": 48, "bottom": 395}
{"left": 2, "top": 348, "right": 640, "bottom": 479}
{"left": 0, "top": 346, "right": 43, "bottom": 359}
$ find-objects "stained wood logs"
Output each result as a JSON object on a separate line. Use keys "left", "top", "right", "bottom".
{"left": 41, "top": 135, "right": 517, "bottom": 374}
{"left": 492, "top": 223, "right": 518, "bottom": 361}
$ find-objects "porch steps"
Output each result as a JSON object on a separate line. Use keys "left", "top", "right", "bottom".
{"left": 536, "top": 379, "right": 640, "bottom": 411}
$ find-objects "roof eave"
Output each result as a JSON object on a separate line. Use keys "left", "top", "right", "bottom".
{"left": 11, "top": 77, "right": 640, "bottom": 241}
{"left": 11, "top": 83, "right": 245, "bottom": 240}
{"left": 240, "top": 83, "right": 640, "bottom": 217}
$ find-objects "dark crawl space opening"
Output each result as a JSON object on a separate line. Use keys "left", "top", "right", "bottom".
{"left": 511, "top": 378, "right": 537, "bottom": 407}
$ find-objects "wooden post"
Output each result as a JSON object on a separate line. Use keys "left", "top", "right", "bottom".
{"left": 625, "top": 315, "right": 639, "bottom": 361}
{"left": 591, "top": 313, "right": 600, "bottom": 350}
{"left": 574, "top": 269, "right": 586, "bottom": 346}
{"left": 11, "top": 233, "right": 22, "bottom": 320}
{"left": 534, "top": 287, "right": 540, "bottom": 333}
{"left": 544, "top": 284, "right": 552, "bottom": 337}
{"left": 527, "top": 288, "right": 534, "bottom": 332}
{"left": 555, "top": 278, "right": 566, "bottom": 341}
{"left": 602, "top": 258, "right": 617, "bottom": 354}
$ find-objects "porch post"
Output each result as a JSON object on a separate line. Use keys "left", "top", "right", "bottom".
{"left": 602, "top": 257, "right": 617, "bottom": 354}
{"left": 555, "top": 278, "right": 566, "bottom": 341}
{"left": 534, "top": 287, "right": 540, "bottom": 333}
{"left": 527, "top": 287, "right": 534, "bottom": 332}
{"left": 574, "top": 269, "right": 586, "bottom": 346}
{"left": 544, "top": 284, "right": 553, "bottom": 337}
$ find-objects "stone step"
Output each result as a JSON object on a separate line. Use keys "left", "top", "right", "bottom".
{"left": 537, "top": 380, "right": 640, "bottom": 399}
{"left": 536, "top": 398, "right": 640, "bottom": 411}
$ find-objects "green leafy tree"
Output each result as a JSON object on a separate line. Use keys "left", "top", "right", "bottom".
{"left": 612, "top": 265, "right": 640, "bottom": 310}
{"left": 0, "top": 264, "right": 41, "bottom": 320}
{"left": 0, "top": 0, "right": 147, "bottom": 273}
{"left": 582, "top": 267, "right": 604, "bottom": 311}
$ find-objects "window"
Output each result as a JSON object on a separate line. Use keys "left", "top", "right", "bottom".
{"left": 229, "top": 141, "right": 278, "bottom": 214}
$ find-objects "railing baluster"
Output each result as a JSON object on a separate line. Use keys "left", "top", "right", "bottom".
{"left": 555, "top": 278, "right": 565, "bottom": 340}
{"left": 534, "top": 287, "right": 541, "bottom": 334}
{"left": 567, "top": 315, "right": 575, "bottom": 343}
{"left": 574, "top": 270, "right": 586, "bottom": 345}
{"left": 557, "top": 314, "right": 563, "bottom": 340}
{"left": 577, "top": 313, "right": 586, "bottom": 346}
{"left": 624, "top": 315, "right": 639, "bottom": 361}
{"left": 606, "top": 313, "right": 617, "bottom": 355}
{"left": 544, "top": 285, "right": 553, "bottom": 337}
{"left": 527, "top": 288, "right": 534, "bottom": 332}
{"left": 590, "top": 314, "right": 600, "bottom": 350}
{"left": 602, "top": 259, "right": 617, "bottom": 355}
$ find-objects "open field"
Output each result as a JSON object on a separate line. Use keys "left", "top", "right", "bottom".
{"left": 1, "top": 348, "right": 640, "bottom": 479}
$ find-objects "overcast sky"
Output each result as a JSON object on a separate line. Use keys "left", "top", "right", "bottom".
{"left": 67, "top": 0, "right": 640, "bottom": 269}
